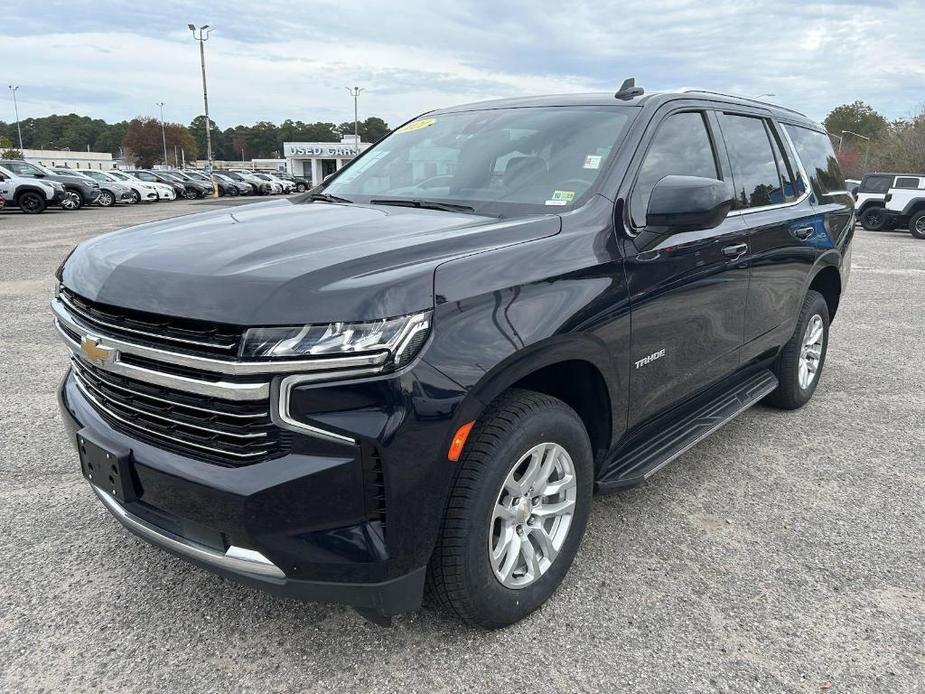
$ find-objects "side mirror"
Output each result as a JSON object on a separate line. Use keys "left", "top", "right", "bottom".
{"left": 646, "top": 175, "right": 734, "bottom": 233}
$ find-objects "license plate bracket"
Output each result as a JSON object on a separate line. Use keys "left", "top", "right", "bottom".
{"left": 77, "top": 428, "right": 137, "bottom": 503}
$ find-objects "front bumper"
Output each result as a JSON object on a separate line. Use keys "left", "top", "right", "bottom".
{"left": 57, "top": 350, "right": 465, "bottom": 618}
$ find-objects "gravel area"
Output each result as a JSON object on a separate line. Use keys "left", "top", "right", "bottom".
{"left": 1, "top": 201, "right": 923, "bottom": 693}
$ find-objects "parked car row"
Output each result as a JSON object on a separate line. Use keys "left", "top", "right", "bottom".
{"left": 0, "top": 162, "right": 306, "bottom": 214}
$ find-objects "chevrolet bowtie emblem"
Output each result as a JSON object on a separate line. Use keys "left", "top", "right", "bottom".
{"left": 80, "top": 336, "right": 114, "bottom": 366}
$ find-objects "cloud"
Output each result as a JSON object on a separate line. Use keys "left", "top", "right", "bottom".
{"left": 3, "top": 0, "right": 924, "bottom": 129}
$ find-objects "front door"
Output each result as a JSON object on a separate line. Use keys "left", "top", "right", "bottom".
{"left": 622, "top": 109, "right": 749, "bottom": 429}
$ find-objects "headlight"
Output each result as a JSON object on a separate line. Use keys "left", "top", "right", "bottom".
{"left": 241, "top": 311, "right": 431, "bottom": 369}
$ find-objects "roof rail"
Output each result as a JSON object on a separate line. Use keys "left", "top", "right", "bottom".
{"left": 680, "top": 89, "right": 807, "bottom": 117}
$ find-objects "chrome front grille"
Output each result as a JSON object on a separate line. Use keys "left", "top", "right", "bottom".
{"left": 70, "top": 357, "right": 288, "bottom": 465}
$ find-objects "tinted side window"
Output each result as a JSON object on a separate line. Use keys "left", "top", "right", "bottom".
{"left": 721, "top": 114, "right": 783, "bottom": 210}
{"left": 6, "top": 161, "right": 43, "bottom": 177}
{"left": 894, "top": 177, "right": 921, "bottom": 189}
{"left": 630, "top": 111, "right": 718, "bottom": 227}
{"left": 783, "top": 124, "right": 846, "bottom": 199}
{"left": 860, "top": 175, "right": 892, "bottom": 194}
{"left": 767, "top": 124, "right": 798, "bottom": 203}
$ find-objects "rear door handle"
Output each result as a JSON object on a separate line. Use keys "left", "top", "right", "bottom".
{"left": 793, "top": 226, "right": 814, "bottom": 240}
{"left": 722, "top": 242, "right": 748, "bottom": 258}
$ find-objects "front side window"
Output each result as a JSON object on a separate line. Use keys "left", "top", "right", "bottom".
{"left": 629, "top": 111, "right": 718, "bottom": 227}
{"left": 860, "top": 175, "right": 892, "bottom": 194}
{"left": 894, "top": 177, "right": 921, "bottom": 189}
{"left": 721, "top": 114, "right": 784, "bottom": 210}
{"left": 4, "top": 161, "right": 45, "bottom": 178}
{"left": 325, "top": 106, "right": 635, "bottom": 217}
{"left": 783, "top": 124, "right": 845, "bottom": 199}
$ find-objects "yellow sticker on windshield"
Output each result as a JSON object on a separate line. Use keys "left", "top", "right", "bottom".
{"left": 396, "top": 118, "right": 436, "bottom": 134}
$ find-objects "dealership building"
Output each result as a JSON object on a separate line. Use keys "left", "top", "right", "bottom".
{"left": 283, "top": 136, "right": 370, "bottom": 183}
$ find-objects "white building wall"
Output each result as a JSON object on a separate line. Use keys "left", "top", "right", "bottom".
{"left": 22, "top": 149, "right": 115, "bottom": 169}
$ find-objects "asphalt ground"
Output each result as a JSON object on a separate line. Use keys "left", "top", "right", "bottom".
{"left": 1, "top": 200, "right": 923, "bottom": 693}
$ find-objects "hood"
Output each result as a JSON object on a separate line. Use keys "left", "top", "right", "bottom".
{"left": 50, "top": 173, "right": 98, "bottom": 188}
{"left": 62, "top": 198, "right": 560, "bottom": 325}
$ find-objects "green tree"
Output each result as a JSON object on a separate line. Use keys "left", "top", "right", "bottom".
{"left": 337, "top": 117, "right": 390, "bottom": 143}
{"left": 0, "top": 135, "right": 22, "bottom": 159}
{"left": 823, "top": 101, "right": 888, "bottom": 141}
{"left": 189, "top": 115, "right": 223, "bottom": 161}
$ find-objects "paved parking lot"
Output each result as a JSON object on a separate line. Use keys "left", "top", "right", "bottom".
{"left": 1, "top": 201, "right": 923, "bottom": 693}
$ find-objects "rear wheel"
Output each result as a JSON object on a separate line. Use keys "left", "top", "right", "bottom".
{"left": 428, "top": 389, "right": 593, "bottom": 628}
{"left": 860, "top": 206, "right": 886, "bottom": 231}
{"left": 909, "top": 210, "right": 925, "bottom": 240}
{"left": 17, "top": 191, "right": 46, "bottom": 214}
{"left": 766, "top": 290, "right": 829, "bottom": 410}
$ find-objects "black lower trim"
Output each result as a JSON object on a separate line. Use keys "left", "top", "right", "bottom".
{"left": 596, "top": 368, "right": 778, "bottom": 491}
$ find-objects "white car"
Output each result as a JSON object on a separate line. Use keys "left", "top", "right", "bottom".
{"left": 0, "top": 163, "right": 68, "bottom": 213}
{"left": 259, "top": 172, "right": 294, "bottom": 194}
{"left": 108, "top": 170, "right": 175, "bottom": 201}
{"left": 249, "top": 173, "right": 285, "bottom": 194}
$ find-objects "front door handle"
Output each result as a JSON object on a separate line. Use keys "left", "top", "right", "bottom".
{"left": 722, "top": 242, "right": 748, "bottom": 259}
{"left": 793, "top": 226, "right": 814, "bottom": 240}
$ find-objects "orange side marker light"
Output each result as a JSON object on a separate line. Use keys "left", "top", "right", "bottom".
{"left": 448, "top": 420, "right": 475, "bottom": 462}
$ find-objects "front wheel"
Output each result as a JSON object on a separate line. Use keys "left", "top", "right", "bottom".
{"left": 97, "top": 190, "right": 115, "bottom": 207}
{"left": 909, "top": 210, "right": 925, "bottom": 240}
{"left": 428, "top": 389, "right": 593, "bottom": 628}
{"left": 860, "top": 206, "right": 886, "bottom": 231}
{"left": 765, "top": 290, "right": 830, "bottom": 410}
{"left": 296, "top": 182, "right": 307, "bottom": 193}
{"left": 17, "top": 191, "right": 46, "bottom": 214}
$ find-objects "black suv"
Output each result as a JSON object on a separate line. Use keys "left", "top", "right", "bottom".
{"left": 53, "top": 86, "right": 853, "bottom": 628}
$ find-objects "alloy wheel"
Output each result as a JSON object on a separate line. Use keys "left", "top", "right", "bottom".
{"left": 488, "top": 442, "right": 577, "bottom": 589}
{"left": 916, "top": 216, "right": 925, "bottom": 234}
{"left": 798, "top": 314, "right": 824, "bottom": 390}
{"left": 98, "top": 191, "right": 114, "bottom": 207}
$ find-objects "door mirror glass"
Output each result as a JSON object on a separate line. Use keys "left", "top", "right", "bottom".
{"left": 646, "top": 175, "right": 734, "bottom": 233}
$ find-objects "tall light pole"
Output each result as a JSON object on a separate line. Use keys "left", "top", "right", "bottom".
{"left": 189, "top": 24, "right": 214, "bottom": 167}
{"left": 345, "top": 86, "right": 364, "bottom": 155}
{"left": 8, "top": 85, "right": 23, "bottom": 151}
{"left": 156, "top": 101, "right": 168, "bottom": 166}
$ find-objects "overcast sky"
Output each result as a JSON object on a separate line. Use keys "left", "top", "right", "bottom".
{"left": 4, "top": 0, "right": 924, "bottom": 130}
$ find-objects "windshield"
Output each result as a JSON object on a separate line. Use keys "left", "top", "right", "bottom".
{"left": 109, "top": 171, "right": 131, "bottom": 182}
{"left": 157, "top": 172, "right": 183, "bottom": 182}
{"left": 325, "top": 105, "right": 635, "bottom": 215}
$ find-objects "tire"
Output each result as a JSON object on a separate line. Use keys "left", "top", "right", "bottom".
{"left": 183, "top": 189, "right": 197, "bottom": 200}
{"left": 296, "top": 183, "right": 307, "bottom": 193}
{"left": 97, "top": 190, "right": 115, "bottom": 207}
{"left": 229, "top": 186, "right": 239, "bottom": 197}
{"left": 427, "top": 388, "right": 593, "bottom": 628}
{"left": 909, "top": 210, "right": 925, "bottom": 240}
{"left": 17, "top": 191, "right": 46, "bottom": 214}
{"left": 131, "top": 190, "right": 141, "bottom": 204}
{"left": 67, "top": 189, "right": 84, "bottom": 210}
{"left": 765, "top": 290, "right": 830, "bottom": 410}
{"left": 860, "top": 206, "right": 886, "bottom": 231}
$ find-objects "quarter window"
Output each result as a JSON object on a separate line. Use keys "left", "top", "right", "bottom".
{"left": 783, "top": 124, "right": 845, "bottom": 199}
{"left": 894, "top": 177, "right": 921, "bottom": 189}
{"left": 630, "top": 111, "right": 718, "bottom": 227}
{"left": 721, "top": 114, "right": 784, "bottom": 210}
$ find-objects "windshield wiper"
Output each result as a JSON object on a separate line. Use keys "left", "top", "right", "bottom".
{"left": 309, "top": 192, "right": 353, "bottom": 204}
{"left": 370, "top": 198, "right": 476, "bottom": 214}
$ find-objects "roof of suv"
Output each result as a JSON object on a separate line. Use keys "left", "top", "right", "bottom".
{"left": 429, "top": 89, "right": 820, "bottom": 128}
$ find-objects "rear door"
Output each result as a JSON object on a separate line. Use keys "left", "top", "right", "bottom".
{"left": 714, "top": 111, "right": 822, "bottom": 361}
{"left": 622, "top": 109, "right": 749, "bottom": 428}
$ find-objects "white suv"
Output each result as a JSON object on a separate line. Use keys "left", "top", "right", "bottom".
{"left": 881, "top": 174, "right": 925, "bottom": 239}
{"left": 0, "top": 164, "right": 68, "bottom": 214}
